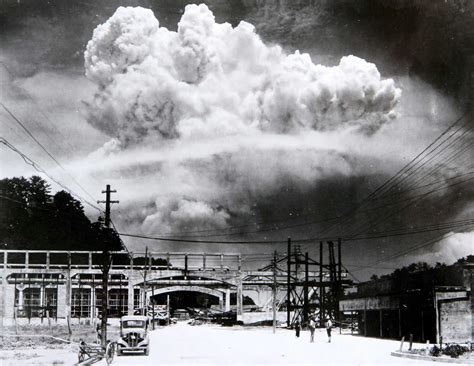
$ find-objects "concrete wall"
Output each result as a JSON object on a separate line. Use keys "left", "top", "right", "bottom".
{"left": 245, "top": 288, "right": 273, "bottom": 309}
{"left": 241, "top": 311, "right": 287, "bottom": 325}
{"left": 57, "top": 283, "right": 67, "bottom": 318}
{"left": 439, "top": 299, "right": 472, "bottom": 343}
{"left": 4, "top": 282, "right": 15, "bottom": 319}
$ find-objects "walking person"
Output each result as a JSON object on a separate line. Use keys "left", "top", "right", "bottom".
{"left": 96, "top": 322, "right": 102, "bottom": 343}
{"left": 309, "top": 316, "right": 316, "bottom": 343}
{"left": 326, "top": 318, "right": 333, "bottom": 343}
{"left": 294, "top": 320, "right": 301, "bottom": 338}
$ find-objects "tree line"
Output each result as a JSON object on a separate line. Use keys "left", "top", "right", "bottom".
{"left": 0, "top": 176, "right": 122, "bottom": 251}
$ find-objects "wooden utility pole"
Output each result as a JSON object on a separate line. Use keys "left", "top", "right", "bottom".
{"left": 152, "top": 284, "right": 155, "bottom": 330}
{"left": 272, "top": 250, "right": 277, "bottom": 334}
{"left": 286, "top": 237, "right": 291, "bottom": 327}
{"left": 167, "top": 295, "right": 170, "bottom": 325}
{"left": 319, "top": 241, "right": 324, "bottom": 325}
{"left": 97, "top": 184, "right": 118, "bottom": 347}
{"left": 337, "top": 238, "right": 342, "bottom": 325}
{"left": 304, "top": 252, "right": 309, "bottom": 325}
{"left": 143, "top": 247, "right": 148, "bottom": 316}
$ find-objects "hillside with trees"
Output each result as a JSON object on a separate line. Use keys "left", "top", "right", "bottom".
{"left": 0, "top": 175, "right": 122, "bottom": 251}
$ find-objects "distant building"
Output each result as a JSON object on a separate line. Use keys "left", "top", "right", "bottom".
{"left": 339, "top": 262, "right": 473, "bottom": 344}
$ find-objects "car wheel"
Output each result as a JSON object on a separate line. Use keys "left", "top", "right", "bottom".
{"left": 145, "top": 348, "right": 149, "bottom": 356}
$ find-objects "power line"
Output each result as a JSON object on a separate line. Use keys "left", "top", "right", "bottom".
{"left": 351, "top": 228, "right": 473, "bottom": 274}
{"left": 365, "top": 113, "right": 469, "bottom": 201}
{"left": 343, "top": 175, "right": 474, "bottom": 239}
{"left": 154, "top": 172, "right": 474, "bottom": 240}
{"left": 116, "top": 217, "right": 473, "bottom": 245}
{"left": 0, "top": 136, "right": 101, "bottom": 212}
{"left": 306, "top": 113, "right": 471, "bottom": 241}
{"left": 381, "top": 124, "right": 472, "bottom": 196}
{"left": 0, "top": 102, "right": 100, "bottom": 206}
{"left": 316, "top": 118, "right": 472, "bottom": 243}
{"left": 344, "top": 219, "right": 474, "bottom": 241}
{"left": 105, "top": 114, "right": 472, "bottom": 242}
{"left": 117, "top": 232, "right": 289, "bottom": 244}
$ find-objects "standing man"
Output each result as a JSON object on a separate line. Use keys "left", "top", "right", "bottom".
{"left": 326, "top": 318, "right": 333, "bottom": 343}
{"left": 309, "top": 315, "right": 316, "bottom": 343}
{"left": 294, "top": 319, "right": 301, "bottom": 338}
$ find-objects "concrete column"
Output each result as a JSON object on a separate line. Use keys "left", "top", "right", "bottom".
{"left": 40, "top": 286, "right": 45, "bottom": 310}
{"left": 203, "top": 254, "right": 206, "bottom": 270}
{"left": 25, "top": 252, "right": 29, "bottom": 269}
{"left": 225, "top": 288, "right": 231, "bottom": 312}
{"left": 17, "top": 285, "right": 24, "bottom": 310}
{"left": 88, "top": 252, "right": 92, "bottom": 270}
{"left": 90, "top": 285, "right": 95, "bottom": 322}
{"left": 46, "top": 252, "right": 50, "bottom": 270}
{"left": 65, "top": 266, "right": 71, "bottom": 321}
{"left": 220, "top": 255, "right": 223, "bottom": 270}
{"left": 57, "top": 278, "right": 67, "bottom": 318}
{"left": 128, "top": 281, "right": 134, "bottom": 315}
{"left": 5, "top": 279, "right": 15, "bottom": 320}
{"left": 1, "top": 271, "right": 6, "bottom": 331}
{"left": 237, "top": 275, "right": 243, "bottom": 318}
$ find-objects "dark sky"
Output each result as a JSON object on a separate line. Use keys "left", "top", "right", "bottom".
{"left": 0, "top": 0, "right": 472, "bottom": 280}
{"left": 1, "top": 0, "right": 472, "bottom": 99}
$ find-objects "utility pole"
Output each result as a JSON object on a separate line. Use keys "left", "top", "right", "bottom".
{"left": 320, "top": 241, "right": 324, "bottom": 326}
{"left": 143, "top": 247, "right": 148, "bottom": 316}
{"left": 304, "top": 252, "right": 309, "bottom": 325}
{"left": 286, "top": 237, "right": 291, "bottom": 328}
{"left": 97, "top": 184, "right": 118, "bottom": 347}
{"left": 272, "top": 250, "right": 277, "bottom": 334}
{"left": 337, "top": 238, "right": 342, "bottom": 326}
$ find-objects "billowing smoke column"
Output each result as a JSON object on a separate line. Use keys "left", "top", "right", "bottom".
{"left": 84, "top": 4, "right": 401, "bottom": 236}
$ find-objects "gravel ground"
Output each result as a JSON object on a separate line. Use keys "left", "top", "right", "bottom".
{"left": 0, "top": 322, "right": 467, "bottom": 366}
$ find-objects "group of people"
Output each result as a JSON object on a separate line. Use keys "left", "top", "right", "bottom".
{"left": 294, "top": 316, "right": 332, "bottom": 343}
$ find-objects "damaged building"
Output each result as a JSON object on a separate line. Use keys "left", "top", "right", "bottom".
{"left": 340, "top": 261, "right": 474, "bottom": 344}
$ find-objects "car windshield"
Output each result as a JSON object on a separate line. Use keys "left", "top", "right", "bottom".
{"left": 123, "top": 320, "right": 145, "bottom": 328}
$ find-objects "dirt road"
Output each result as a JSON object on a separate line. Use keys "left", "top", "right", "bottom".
{"left": 105, "top": 322, "right": 456, "bottom": 365}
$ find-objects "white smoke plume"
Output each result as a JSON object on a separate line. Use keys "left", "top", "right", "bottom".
{"left": 415, "top": 231, "right": 474, "bottom": 266}
{"left": 83, "top": 4, "right": 402, "bottom": 237}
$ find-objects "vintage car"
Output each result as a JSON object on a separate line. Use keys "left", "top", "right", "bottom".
{"left": 116, "top": 315, "right": 150, "bottom": 356}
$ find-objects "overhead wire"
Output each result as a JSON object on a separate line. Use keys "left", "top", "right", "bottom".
{"left": 156, "top": 172, "right": 474, "bottom": 240}
{"left": 88, "top": 113, "right": 472, "bottom": 245}
{"left": 327, "top": 117, "right": 471, "bottom": 240}
{"left": 0, "top": 136, "right": 102, "bottom": 212}
{"left": 0, "top": 102, "right": 101, "bottom": 210}
{"left": 306, "top": 113, "right": 471, "bottom": 240}
{"left": 350, "top": 229, "right": 471, "bottom": 274}
{"left": 343, "top": 175, "right": 474, "bottom": 239}
{"left": 295, "top": 113, "right": 472, "bottom": 254}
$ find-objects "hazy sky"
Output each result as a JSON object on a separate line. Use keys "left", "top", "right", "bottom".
{"left": 0, "top": 0, "right": 472, "bottom": 280}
